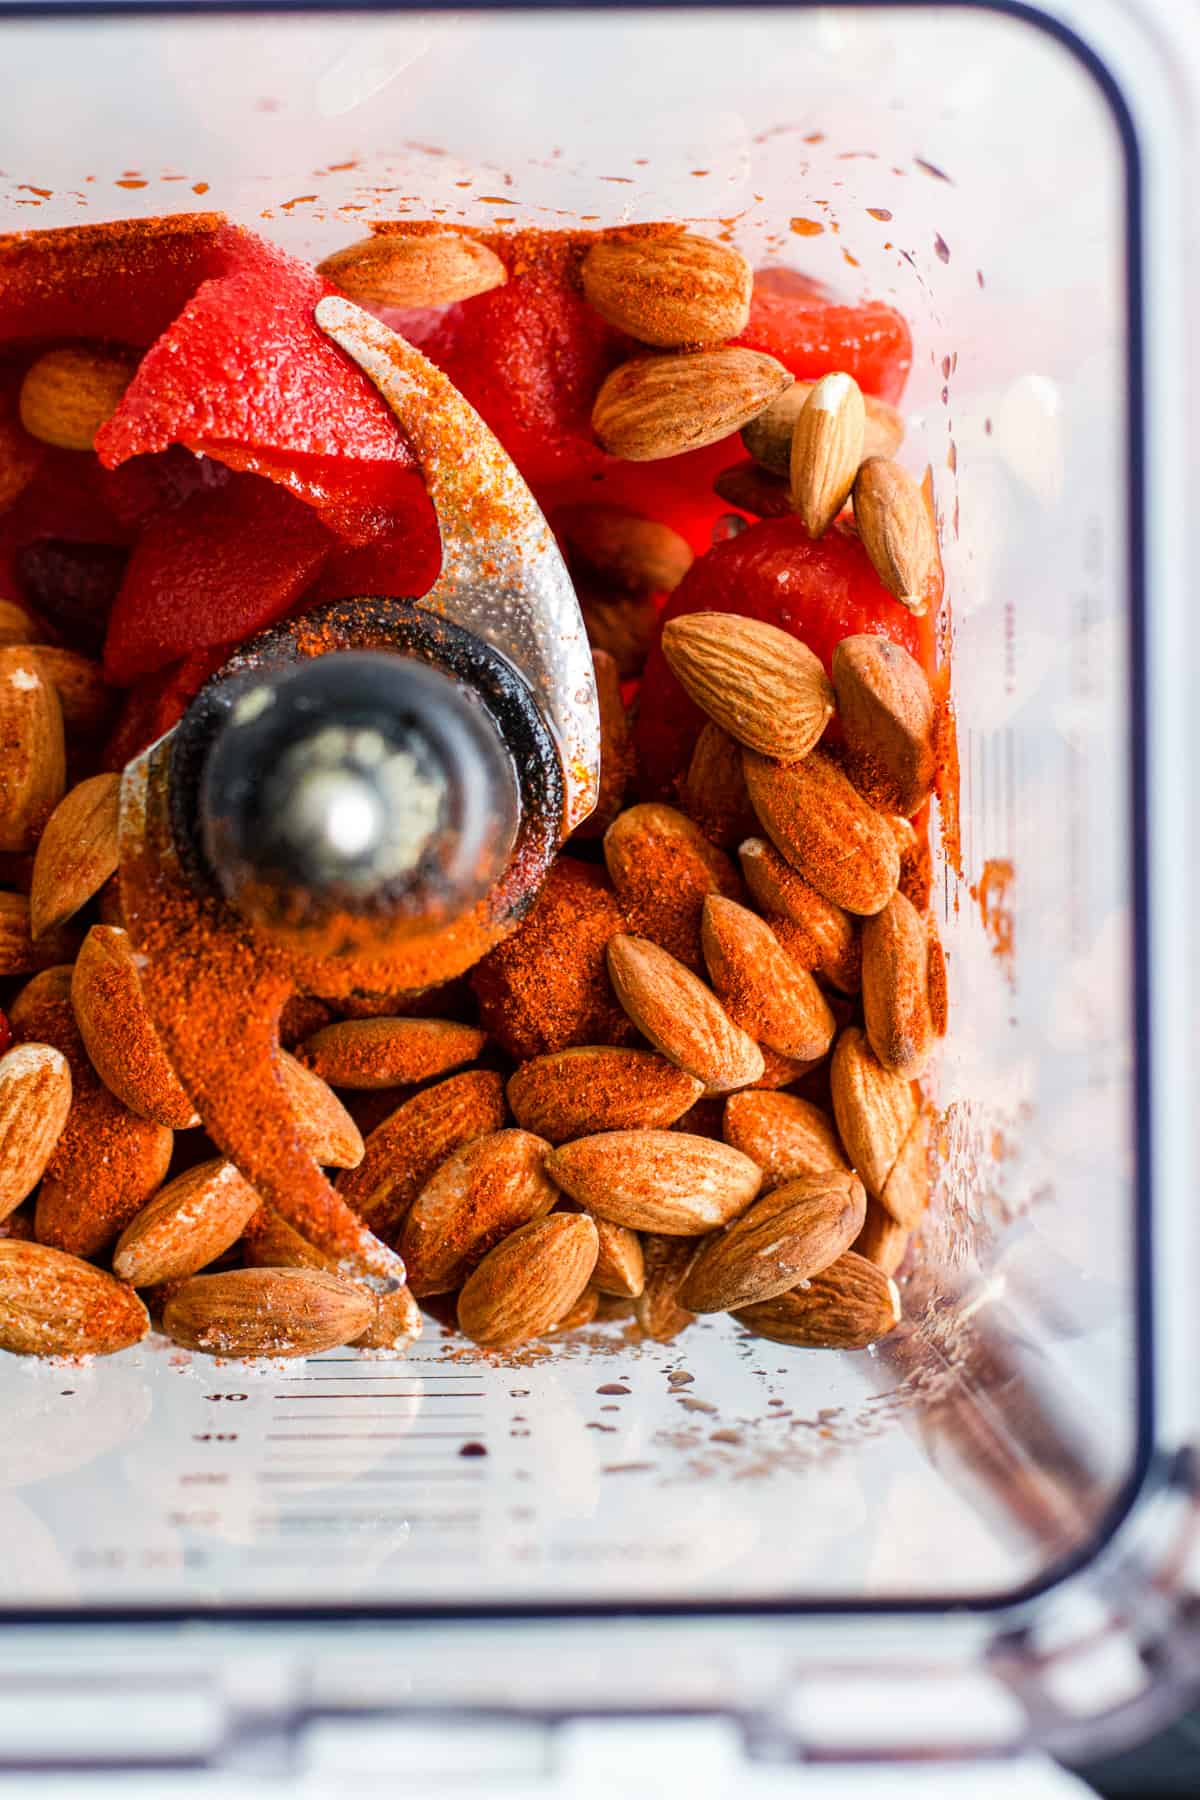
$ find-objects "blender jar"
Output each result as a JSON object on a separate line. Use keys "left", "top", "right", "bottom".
{"left": 0, "top": 0, "right": 1197, "bottom": 1784}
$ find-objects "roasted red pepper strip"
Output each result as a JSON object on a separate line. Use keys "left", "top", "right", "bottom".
{"left": 732, "top": 281, "right": 913, "bottom": 403}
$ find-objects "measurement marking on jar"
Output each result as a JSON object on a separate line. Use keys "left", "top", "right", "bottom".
{"left": 258, "top": 1469, "right": 485, "bottom": 1481}
{"left": 266, "top": 1432, "right": 488, "bottom": 1441}
{"left": 270, "top": 1391, "right": 487, "bottom": 1400}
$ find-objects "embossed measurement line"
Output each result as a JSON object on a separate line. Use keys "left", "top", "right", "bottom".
{"left": 266, "top": 1432, "right": 488, "bottom": 1441}
{"left": 271, "top": 1392, "right": 487, "bottom": 1400}
{"left": 258, "top": 1469, "right": 485, "bottom": 1481}
{"left": 271, "top": 1414, "right": 485, "bottom": 1422}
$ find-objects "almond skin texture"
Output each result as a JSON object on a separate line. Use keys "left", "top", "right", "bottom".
{"left": 852, "top": 457, "right": 938, "bottom": 615}
{"left": 582, "top": 231, "right": 752, "bottom": 349}
{"left": 336, "top": 1068, "right": 506, "bottom": 1240}
{"left": 854, "top": 1199, "right": 911, "bottom": 1276}
{"left": 830, "top": 1026, "right": 919, "bottom": 1201}
{"left": 507, "top": 1046, "right": 703, "bottom": 1143}
{"left": 19, "top": 346, "right": 135, "bottom": 451}
{"left": 743, "top": 747, "right": 900, "bottom": 916}
{"left": 879, "top": 1107, "right": 931, "bottom": 1229}
{"left": 0, "top": 1240, "right": 149, "bottom": 1357}
{"left": 589, "top": 1217, "right": 645, "bottom": 1298}
{"left": 735, "top": 1250, "right": 901, "bottom": 1348}
{"left": 701, "top": 895, "right": 836, "bottom": 1062}
{"left": 593, "top": 347, "right": 791, "bottom": 462}
{"left": 832, "top": 634, "right": 936, "bottom": 817}
{"left": 579, "top": 587, "right": 658, "bottom": 681}
{"left": 0, "top": 646, "right": 66, "bottom": 853}
{"left": 30, "top": 773, "right": 121, "bottom": 939}
{"left": 33, "top": 648, "right": 118, "bottom": 738}
{"left": 723, "top": 1091, "right": 849, "bottom": 1187}
{"left": 555, "top": 503, "right": 693, "bottom": 595}
{"left": 790, "top": 372, "right": 866, "bottom": 536}
{"left": 297, "top": 1016, "right": 486, "bottom": 1090}
{"left": 242, "top": 1209, "right": 421, "bottom": 1352}
{"left": 457, "top": 1212, "right": 599, "bottom": 1349}
{"left": 681, "top": 723, "right": 759, "bottom": 849}
{"left": 861, "top": 890, "right": 934, "bottom": 1077}
{"left": 661, "top": 612, "right": 834, "bottom": 761}
{"left": 679, "top": 1170, "right": 866, "bottom": 1313}
{"left": 606, "top": 933, "right": 764, "bottom": 1092}
{"left": 163, "top": 1267, "right": 374, "bottom": 1359}
{"left": 738, "top": 837, "right": 861, "bottom": 993}
{"left": 278, "top": 1050, "right": 365, "bottom": 1169}
{"left": 0, "top": 891, "right": 81, "bottom": 978}
{"left": 72, "top": 925, "right": 197, "bottom": 1128}
{"left": 399, "top": 1129, "right": 559, "bottom": 1296}
{"left": 576, "top": 648, "right": 633, "bottom": 839}
{"left": 634, "top": 1233, "right": 701, "bottom": 1340}
{"left": 112, "top": 1159, "right": 261, "bottom": 1287}
{"left": 0, "top": 1042, "right": 72, "bottom": 1221}
{"left": 547, "top": 1130, "right": 761, "bottom": 1234}
{"left": 713, "top": 460, "right": 794, "bottom": 519}
{"left": 318, "top": 228, "right": 507, "bottom": 308}
{"left": 603, "top": 803, "right": 740, "bottom": 968}
{"left": 743, "top": 381, "right": 903, "bottom": 476}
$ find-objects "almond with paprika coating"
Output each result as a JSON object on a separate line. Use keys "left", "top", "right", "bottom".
{"left": 603, "top": 803, "right": 739, "bottom": 970}
{"left": 547, "top": 1129, "right": 760, "bottom": 1234}
{"left": 723, "top": 1090, "right": 849, "bottom": 1186}
{"left": 679, "top": 1170, "right": 866, "bottom": 1313}
{"left": 0, "top": 1042, "right": 71, "bottom": 1220}
{"left": 606, "top": 934, "right": 764, "bottom": 1093}
{"left": 738, "top": 836, "right": 861, "bottom": 993}
{"left": 507, "top": 1046, "right": 702, "bottom": 1143}
{"left": 0, "top": 1240, "right": 149, "bottom": 1358}
{"left": 112, "top": 1158, "right": 261, "bottom": 1287}
{"left": 743, "top": 747, "right": 899, "bottom": 916}
{"left": 297, "top": 1016, "right": 486, "bottom": 1090}
{"left": 701, "top": 895, "right": 835, "bottom": 1062}
{"left": 29, "top": 773, "right": 120, "bottom": 939}
{"left": 735, "top": 1250, "right": 901, "bottom": 1348}
{"left": 582, "top": 231, "right": 751, "bottom": 348}
{"left": 861, "top": 888, "right": 934, "bottom": 1078}
{"left": 399, "top": 1129, "right": 559, "bottom": 1296}
{"left": 832, "top": 634, "right": 935, "bottom": 817}
{"left": 457, "top": 1212, "right": 599, "bottom": 1348}
{"left": 72, "top": 925, "right": 198, "bottom": 1129}
{"left": 336, "top": 1068, "right": 506, "bottom": 1239}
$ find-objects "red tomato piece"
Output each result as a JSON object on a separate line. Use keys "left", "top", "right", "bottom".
{"left": 732, "top": 284, "right": 912, "bottom": 404}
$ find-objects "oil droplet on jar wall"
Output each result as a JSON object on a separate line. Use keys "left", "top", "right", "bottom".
{"left": 866, "top": 207, "right": 893, "bottom": 222}
{"left": 934, "top": 234, "right": 951, "bottom": 264}
{"left": 789, "top": 217, "right": 824, "bottom": 236}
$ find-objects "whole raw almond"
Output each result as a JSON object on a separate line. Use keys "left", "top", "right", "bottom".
{"left": 634, "top": 1233, "right": 701, "bottom": 1340}
{"left": 606, "top": 933, "right": 764, "bottom": 1092}
{"left": 29, "top": 646, "right": 117, "bottom": 738}
{"left": 680, "top": 722, "right": 759, "bottom": 849}
{"left": 738, "top": 837, "right": 861, "bottom": 992}
{"left": 19, "top": 345, "right": 137, "bottom": 451}
{"left": 679, "top": 1170, "right": 866, "bottom": 1313}
{"left": 0, "top": 646, "right": 66, "bottom": 852}
{"left": 318, "top": 228, "right": 507, "bottom": 308}
{"left": 242, "top": 1208, "right": 421, "bottom": 1352}
{"left": 712, "top": 460, "right": 794, "bottom": 518}
{"left": 72, "top": 925, "right": 198, "bottom": 1129}
{"left": 830, "top": 1026, "right": 919, "bottom": 1200}
{"left": 112, "top": 1159, "right": 260, "bottom": 1287}
{"left": 457, "top": 1212, "right": 599, "bottom": 1348}
{"left": 852, "top": 457, "right": 938, "bottom": 615}
{"left": 743, "top": 381, "right": 903, "bottom": 476}
{"left": 278, "top": 1050, "right": 364, "bottom": 1169}
{"left": 579, "top": 586, "right": 658, "bottom": 680}
{"left": 701, "top": 895, "right": 835, "bottom": 1062}
{"left": 603, "top": 803, "right": 740, "bottom": 968}
{"left": 547, "top": 1129, "right": 761, "bottom": 1234}
{"left": 555, "top": 503, "right": 693, "bottom": 595}
{"left": 163, "top": 1266, "right": 374, "bottom": 1359}
{"left": 0, "top": 1041, "right": 72, "bottom": 1220}
{"left": 854, "top": 1199, "right": 911, "bottom": 1276}
{"left": 0, "top": 1240, "right": 149, "bottom": 1357}
{"left": 743, "top": 747, "right": 899, "bottom": 916}
{"left": 0, "top": 890, "right": 81, "bottom": 977}
{"left": 832, "top": 634, "right": 935, "bottom": 816}
{"left": 879, "top": 1107, "right": 931, "bottom": 1228}
{"left": 30, "top": 773, "right": 120, "bottom": 939}
{"left": 790, "top": 372, "right": 865, "bottom": 536}
{"left": 582, "top": 231, "right": 751, "bottom": 348}
{"left": 576, "top": 648, "right": 632, "bottom": 839}
{"left": 861, "top": 890, "right": 934, "bottom": 1077}
{"left": 559, "top": 1197, "right": 645, "bottom": 1298}
{"left": 593, "top": 348, "right": 791, "bottom": 462}
{"left": 734, "top": 1250, "right": 900, "bottom": 1348}
{"left": 336, "top": 1068, "right": 506, "bottom": 1240}
{"left": 399, "top": 1128, "right": 559, "bottom": 1296}
{"left": 661, "top": 612, "right": 834, "bottom": 761}
{"left": 723, "top": 1090, "right": 849, "bottom": 1185}
{"left": 508, "top": 1046, "right": 702, "bottom": 1143}
{"left": 297, "top": 1016, "right": 486, "bottom": 1090}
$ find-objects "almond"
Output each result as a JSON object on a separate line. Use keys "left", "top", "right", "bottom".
{"left": 546, "top": 1285, "right": 600, "bottom": 1335}
{"left": 72, "top": 925, "right": 198, "bottom": 1129}
{"left": 723, "top": 1090, "right": 849, "bottom": 1186}
{"left": 738, "top": 837, "right": 861, "bottom": 992}
{"left": 712, "top": 460, "right": 794, "bottom": 518}
{"left": 861, "top": 890, "right": 934, "bottom": 1077}
{"left": 830, "top": 1026, "right": 919, "bottom": 1200}
{"left": 701, "top": 895, "right": 835, "bottom": 1062}
{"left": 661, "top": 612, "right": 834, "bottom": 761}
{"left": 0, "top": 1042, "right": 72, "bottom": 1221}
{"left": 579, "top": 586, "right": 659, "bottom": 680}
{"left": 680, "top": 722, "right": 759, "bottom": 848}
{"left": 742, "top": 381, "right": 903, "bottom": 476}
{"left": 879, "top": 1107, "right": 931, "bottom": 1229}
{"left": 634, "top": 1233, "right": 700, "bottom": 1340}
{"left": 854, "top": 1199, "right": 910, "bottom": 1276}
{"left": 0, "top": 415, "right": 42, "bottom": 514}
{"left": 679, "top": 1170, "right": 866, "bottom": 1312}
{"left": 457, "top": 1212, "right": 599, "bottom": 1348}
{"left": 555, "top": 503, "right": 693, "bottom": 594}
{"left": 582, "top": 231, "right": 752, "bottom": 348}
{"left": 790, "top": 372, "right": 865, "bottom": 536}
{"left": 508, "top": 1046, "right": 701, "bottom": 1143}
{"left": 355, "top": 1280, "right": 424, "bottom": 1352}
{"left": 0, "top": 599, "right": 38, "bottom": 645}
{"left": 336, "top": 1068, "right": 506, "bottom": 1240}
{"left": 30, "top": 647, "right": 118, "bottom": 738}
{"left": 735, "top": 1250, "right": 900, "bottom": 1348}
{"left": 593, "top": 348, "right": 791, "bottom": 462}
{"left": 111, "top": 1159, "right": 260, "bottom": 1287}
{"left": 0, "top": 1240, "right": 149, "bottom": 1357}
{"left": 606, "top": 933, "right": 764, "bottom": 1092}
{"left": 603, "top": 803, "right": 739, "bottom": 969}
{"left": 743, "top": 747, "right": 899, "bottom": 916}
{"left": 0, "top": 647, "right": 66, "bottom": 852}
{"left": 0, "top": 891, "right": 81, "bottom": 977}
{"left": 163, "top": 1266, "right": 374, "bottom": 1359}
{"left": 558, "top": 1197, "right": 645, "bottom": 1299}
{"left": 831, "top": 635, "right": 935, "bottom": 816}
{"left": 30, "top": 773, "right": 121, "bottom": 939}
{"left": 19, "top": 346, "right": 137, "bottom": 451}
{"left": 399, "top": 1129, "right": 559, "bottom": 1296}
{"left": 318, "top": 228, "right": 507, "bottom": 308}
{"left": 242, "top": 1208, "right": 421, "bottom": 1352}
{"left": 297, "top": 1015, "right": 486, "bottom": 1090}
{"left": 575, "top": 648, "right": 632, "bottom": 839}
{"left": 750, "top": 1046, "right": 821, "bottom": 1090}
{"left": 278, "top": 1050, "right": 365, "bottom": 1169}
{"left": 547, "top": 1129, "right": 760, "bottom": 1234}
{"left": 852, "top": 457, "right": 938, "bottom": 615}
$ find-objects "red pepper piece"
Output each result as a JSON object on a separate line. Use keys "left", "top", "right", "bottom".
{"left": 102, "top": 644, "right": 233, "bottom": 772}
{"left": 103, "top": 473, "right": 331, "bottom": 685}
{"left": 537, "top": 439, "right": 743, "bottom": 565}
{"left": 732, "top": 283, "right": 912, "bottom": 403}
{"left": 302, "top": 490, "right": 442, "bottom": 610}
{"left": 634, "top": 514, "right": 930, "bottom": 794}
